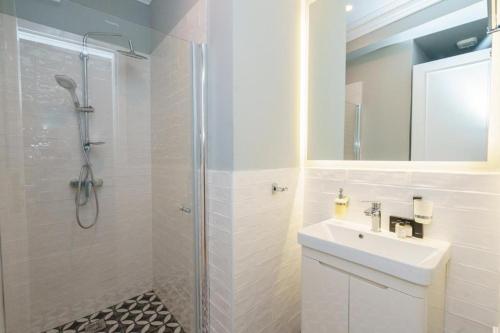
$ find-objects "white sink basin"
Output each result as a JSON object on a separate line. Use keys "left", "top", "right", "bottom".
{"left": 298, "top": 219, "right": 450, "bottom": 286}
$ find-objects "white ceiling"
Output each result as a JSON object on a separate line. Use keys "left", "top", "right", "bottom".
{"left": 345, "top": 0, "right": 444, "bottom": 41}
{"left": 136, "top": 0, "right": 152, "bottom": 5}
{"left": 346, "top": 0, "right": 410, "bottom": 27}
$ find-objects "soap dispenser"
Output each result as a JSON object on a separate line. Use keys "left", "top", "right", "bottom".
{"left": 334, "top": 188, "right": 349, "bottom": 218}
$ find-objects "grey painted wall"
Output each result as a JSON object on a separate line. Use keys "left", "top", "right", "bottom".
{"left": 150, "top": 0, "right": 198, "bottom": 36}
{"left": 71, "top": 0, "right": 151, "bottom": 28}
{"left": 207, "top": 0, "right": 234, "bottom": 170}
{"left": 207, "top": 0, "right": 301, "bottom": 171}
{"left": 346, "top": 41, "right": 414, "bottom": 161}
{"left": 0, "top": 0, "right": 14, "bottom": 15}
{"left": 2, "top": 0, "right": 152, "bottom": 52}
{"left": 232, "top": 0, "right": 300, "bottom": 170}
{"left": 0, "top": 0, "right": 204, "bottom": 54}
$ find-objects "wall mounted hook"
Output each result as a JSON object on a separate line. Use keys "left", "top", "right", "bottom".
{"left": 272, "top": 183, "right": 288, "bottom": 194}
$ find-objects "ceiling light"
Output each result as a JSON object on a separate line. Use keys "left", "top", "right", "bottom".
{"left": 456, "top": 37, "right": 478, "bottom": 50}
{"left": 345, "top": 4, "right": 353, "bottom": 12}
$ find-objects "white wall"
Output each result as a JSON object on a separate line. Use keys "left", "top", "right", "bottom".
{"left": 304, "top": 168, "right": 500, "bottom": 333}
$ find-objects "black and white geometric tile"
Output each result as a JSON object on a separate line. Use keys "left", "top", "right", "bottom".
{"left": 42, "top": 291, "right": 184, "bottom": 333}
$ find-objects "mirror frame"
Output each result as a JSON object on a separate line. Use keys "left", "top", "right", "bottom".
{"left": 300, "top": 0, "right": 500, "bottom": 172}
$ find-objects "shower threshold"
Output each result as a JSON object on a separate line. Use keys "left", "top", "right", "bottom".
{"left": 42, "top": 290, "right": 185, "bottom": 333}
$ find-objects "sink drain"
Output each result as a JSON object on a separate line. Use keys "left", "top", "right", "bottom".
{"left": 85, "top": 319, "right": 106, "bottom": 333}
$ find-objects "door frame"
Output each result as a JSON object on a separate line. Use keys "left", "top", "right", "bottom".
{"left": 411, "top": 48, "right": 491, "bottom": 161}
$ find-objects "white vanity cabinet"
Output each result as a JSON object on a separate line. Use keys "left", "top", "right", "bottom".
{"left": 301, "top": 247, "right": 446, "bottom": 333}
{"left": 302, "top": 256, "right": 349, "bottom": 333}
{"left": 349, "top": 275, "right": 425, "bottom": 333}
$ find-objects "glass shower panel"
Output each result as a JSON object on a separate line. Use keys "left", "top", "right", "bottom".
{"left": 150, "top": 35, "right": 198, "bottom": 333}
{"left": 344, "top": 102, "right": 362, "bottom": 160}
{"left": 0, "top": 2, "right": 206, "bottom": 332}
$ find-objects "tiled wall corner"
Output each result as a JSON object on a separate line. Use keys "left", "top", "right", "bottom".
{"left": 304, "top": 168, "right": 500, "bottom": 333}
{"left": 232, "top": 168, "right": 302, "bottom": 333}
{"left": 207, "top": 168, "right": 303, "bottom": 333}
{"left": 207, "top": 170, "right": 234, "bottom": 333}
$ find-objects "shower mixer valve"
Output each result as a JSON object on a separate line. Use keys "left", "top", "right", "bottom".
{"left": 69, "top": 179, "right": 104, "bottom": 189}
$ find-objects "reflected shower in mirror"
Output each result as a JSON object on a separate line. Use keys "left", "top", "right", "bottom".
{"left": 307, "top": 0, "right": 492, "bottom": 161}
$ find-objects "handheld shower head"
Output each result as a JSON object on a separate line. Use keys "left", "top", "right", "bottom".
{"left": 55, "top": 75, "right": 80, "bottom": 107}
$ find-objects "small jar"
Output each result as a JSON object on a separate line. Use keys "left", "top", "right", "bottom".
{"left": 396, "top": 223, "right": 407, "bottom": 238}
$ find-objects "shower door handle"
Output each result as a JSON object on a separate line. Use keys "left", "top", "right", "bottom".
{"left": 488, "top": 0, "right": 500, "bottom": 34}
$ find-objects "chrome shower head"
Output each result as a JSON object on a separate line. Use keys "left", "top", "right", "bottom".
{"left": 117, "top": 40, "right": 148, "bottom": 60}
{"left": 55, "top": 75, "right": 80, "bottom": 107}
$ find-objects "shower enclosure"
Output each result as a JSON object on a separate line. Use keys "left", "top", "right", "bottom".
{"left": 0, "top": 1, "right": 208, "bottom": 332}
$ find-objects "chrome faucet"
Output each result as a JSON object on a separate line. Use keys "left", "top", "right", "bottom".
{"left": 364, "top": 201, "right": 382, "bottom": 232}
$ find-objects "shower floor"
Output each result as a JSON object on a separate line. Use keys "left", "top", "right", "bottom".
{"left": 42, "top": 290, "right": 185, "bottom": 333}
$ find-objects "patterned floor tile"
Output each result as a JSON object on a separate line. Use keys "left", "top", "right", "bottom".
{"left": 57, "top": 307, "right": 120, "bottom": 333}
{"left": 41, "top": 291, "right": 184, "bottom": 333}
{"left": 114, "top": 291, "right": 182, "bottom": 333}
{"left": 155, "top": 322, "right": 183, "bottom": 333}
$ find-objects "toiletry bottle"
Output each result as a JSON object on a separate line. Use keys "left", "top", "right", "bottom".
{"left": 334, "top": 188, "right": 349, "bottom": 218}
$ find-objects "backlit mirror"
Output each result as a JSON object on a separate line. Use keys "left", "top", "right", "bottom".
{"left": 307, "top": 0, "right": 492, "bottom": 161}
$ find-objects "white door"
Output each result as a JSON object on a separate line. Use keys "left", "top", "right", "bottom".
{"left": 411, "top": 49, "right": 491, "bottom": 161}
{"left": 349, "top": 275, "right": 425, "bottom": 333}
{"left": 301, "top": 256, "right": 349, "bottom": 333}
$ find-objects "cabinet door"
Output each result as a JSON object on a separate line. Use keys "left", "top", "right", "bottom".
{"left": 301, "top": 256, "right": 349, "bottom": 333}
{"left": 349, "top": 275, "right": 426, "bottom": 333}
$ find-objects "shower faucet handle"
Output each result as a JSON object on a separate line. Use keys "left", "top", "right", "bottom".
{"left": 179, "top": 206, "right": 192, "bottom": 214}
{"left": 76, "top": 106, "right": 95, "bottom": 113}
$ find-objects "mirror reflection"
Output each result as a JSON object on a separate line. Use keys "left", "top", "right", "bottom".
{"left": 307, "top": 0, "right": 491, "bottom": 161}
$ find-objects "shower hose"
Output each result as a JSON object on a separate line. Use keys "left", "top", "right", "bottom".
{"left": 75, "top": 110, "right": 99, "bottom": 229}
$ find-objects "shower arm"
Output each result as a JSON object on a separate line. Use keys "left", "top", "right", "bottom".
{"left": 81, "top": 32, "right": 123, "bottom": 55}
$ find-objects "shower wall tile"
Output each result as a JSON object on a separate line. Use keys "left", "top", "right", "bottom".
{"left": 0, "top": 13, "right": 31, "bottom": 333}
{"left": 304, "top": 168, "right": 500, "bottom": 332}
{"left": 232, "top": 168, "right": 302, "bottom": 333}
{"left": 207, "top": 170, "right": 233, "bottom": 333}
{"left": 207, "top": 168, "right": 302, "bottom": 333}
{"left": 151, "top": 35, "right": 196, "bottom": 333}
{"left": 0, "top": 16, "right": 153, "bottom": 333}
